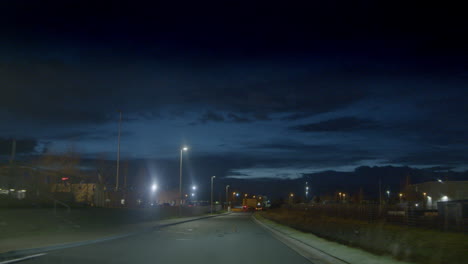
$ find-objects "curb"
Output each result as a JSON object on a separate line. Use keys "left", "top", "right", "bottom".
{"left": 252, "top": 215, "right": 350, "bottom": 264}
{"left": 0, "top": 212, "right": 230, "bottom": 262}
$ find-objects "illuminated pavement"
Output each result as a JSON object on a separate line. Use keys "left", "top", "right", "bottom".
{"left": 20, "top": 212, "right": 311, "bottom": 264}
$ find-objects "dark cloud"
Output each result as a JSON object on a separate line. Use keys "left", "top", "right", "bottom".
{"left": 390, "top": 149, "right": 468, "bottom": 166}
{"left": 253, "top": 141, "right": 338, "bottom": 153}
{"left": 291, "top": 117, "right": 380, "bottom": 132}
{"left": 227, "top": 113, "right": 251, "bottom": 123}
{"left": 198, "top": 111, "right": 225, "bottom": 123}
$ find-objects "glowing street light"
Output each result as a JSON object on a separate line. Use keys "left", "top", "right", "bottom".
{"left": 151, "top": 184, "right": 157, "bottom": 192}
{"left": 192, "top": 185, "right": 197, "bottom": 190}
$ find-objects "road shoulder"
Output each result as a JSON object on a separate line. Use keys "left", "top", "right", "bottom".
{"left": 253, "top": 213, "right": 414, "bottom": 264}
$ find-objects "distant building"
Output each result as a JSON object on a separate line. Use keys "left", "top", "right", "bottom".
{"left": 409, "top": 181, "right": 468, "bottom": 209}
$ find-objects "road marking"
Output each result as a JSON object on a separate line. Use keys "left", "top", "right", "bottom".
{"left": 0, "top": 253, "right": 47, "bottom": 264}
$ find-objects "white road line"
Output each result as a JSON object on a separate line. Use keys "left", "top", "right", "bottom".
{"left": 0, "top": 253, "right": 47, "bottom": 264}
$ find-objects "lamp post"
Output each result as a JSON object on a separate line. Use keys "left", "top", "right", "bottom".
{"left": 179, "top": 146, "right": 188, "bottom": 217}
{"left": 211, "top": 176, "right": 216, "bottom": 214}
{"left": 225, "top": 185, "right": 230, "bottom": 210}
{"left": 151, "top": 183, "right": 157, "bottom": 205}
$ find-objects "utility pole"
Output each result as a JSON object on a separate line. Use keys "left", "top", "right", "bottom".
{"left": 115, "top": 111, "right": 122, "bottom": 192}
{"left": 225, "top": 185, "right": 230, "bottom": 210}
{"left": 9, "top": 139, "right": 16, "bottom": 164}
{"left": 211, "top": 176, "right": 216, "bottom": 214}
{"left": 378, "top": 178, "right": 382, "bottom": 205}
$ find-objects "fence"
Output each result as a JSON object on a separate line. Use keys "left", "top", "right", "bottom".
{"left": 290, "top": 203, "right": 467, "bottom": 232}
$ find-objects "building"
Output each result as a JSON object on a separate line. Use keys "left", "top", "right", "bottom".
{"left": 409, "top": 181, "right": 468, "bottom": 209}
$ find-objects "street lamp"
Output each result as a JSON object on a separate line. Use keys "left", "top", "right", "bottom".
{"left": 151, "top": 184, "right": 157, "bottom": 192}
{"left": 225, "top": 185, "right": 230, "bottom": 209}
{"left": 179, "top": 146, "right": 188, "bottom": 217}
{"left": 192, "top": 185, "right": 197, "bottom": 190}
{"left": 211, "top": 176, "right": 216, "bottom": 214}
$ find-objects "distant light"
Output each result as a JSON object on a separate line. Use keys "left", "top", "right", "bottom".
{"left": 259, "top": 196, "right": 262, "bottom": 199}
{"left": 182, "top": 146, "right": 188, "bottom": 151}
{"left": 121, "top": 199, "right": 125, "bottom": 205}
{"left": 415, "top": 203, "right": 419, "bottom": 207}
{"left": 244, "top": 194, "right": 248, "bottom": 197}
{"left": 343, "top": 193, "right": 346, "bottom": 197}
{"left": 427, "top": 196, "right": 432, "bottom": 200}
{"left": 290, "top": 193, "right": 294, "bottom": 197}
{"left": 191, "top": 193, "right": 195, "bottom": 197}
{"left": 306, "top": 186, "right": 309, "bottom": 190}
{"left": 61, "top": 177, "right": 69, "bottom": 181}
{"left": 386, "top": 190, "right": 390, "bottom": 195}
{"left": 441, "top": 195, "right": 449, "bottom": 201}
{"left": 306, "top": 191, "right": 308, "bottom": 195}
{"left": 236, "top": 193, "right": 239, "bottom": 197}
{"left": 253, "top": 196, "right": 256, "bottom": 198}
{"left": 185, "top": 194, "right": 188, "bottom": 197}
{"left": 423, "top": 192, "right": 427, "bottom": 196}
{"left": 437, "top": 179, "right": 443, "bottom": 183}
{"left": 9, "top": 189, "right": 15, "bottom": 192}
{"left": 399, "top": 193, "right": 403, "bottom": 197}
{"left": 257, "top": 203, "right": 261, "bottom": 206}
{"left": 151, "top": 184, "right": 157, "bottom": 192}
{"left": 192, "top": 185, "right": 197, "bottom": 190}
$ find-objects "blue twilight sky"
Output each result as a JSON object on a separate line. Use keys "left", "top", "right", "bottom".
{"left": 0, "top": 1, "right": 467, "bottom": 183}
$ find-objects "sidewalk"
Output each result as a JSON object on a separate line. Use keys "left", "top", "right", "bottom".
{"left": 0, "top": 209, "right": 226, "bottom": 255}
{"left": 254, "top": 214, "right": 414, "bottom": 264}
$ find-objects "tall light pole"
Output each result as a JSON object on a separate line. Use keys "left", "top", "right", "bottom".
{"left": 115, "top": 110, "right": 122, "bottom": 192}
{"left": 225, "top": 185, "right": 230, "bottom": 209}
{"left": 179, "top": 146, "right": 188, "bottom": 217}
{"left": 211, "top": 176, "right": 216, "bottom": 214}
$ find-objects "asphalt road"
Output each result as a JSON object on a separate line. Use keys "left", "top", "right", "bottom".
{"left": 19, "top": 212, "right": 310, "bottom": 264}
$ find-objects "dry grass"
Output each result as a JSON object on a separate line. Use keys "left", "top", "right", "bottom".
{"left": 261, "top": 208, "right": 468, "bottom": 264}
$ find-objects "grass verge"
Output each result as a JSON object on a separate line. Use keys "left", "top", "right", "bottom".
{"left": 260, "top": 209, "right": 467, "bottom": 264}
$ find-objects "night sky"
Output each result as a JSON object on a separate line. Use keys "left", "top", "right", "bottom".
{"left": 1, "top": 1, "right": 467, "bottom": 193}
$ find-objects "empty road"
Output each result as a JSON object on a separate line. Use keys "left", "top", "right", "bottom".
{"left": 18, "top": 212, "right": 310, "bottom": 264}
